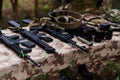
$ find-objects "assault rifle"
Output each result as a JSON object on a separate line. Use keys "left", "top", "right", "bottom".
{"left": 42, "top": 26, "right": 89, "bottom": 52}
{"left": 8, "top": 21, "right": 58, "bottom": 54}
{"left": 22, "top": 19, "right": 89, "bottom": 52}
{"left": 0, "top": 31, "right": 40, "bottom": 67}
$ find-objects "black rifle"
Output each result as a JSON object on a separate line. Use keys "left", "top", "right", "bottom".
{"left": 22, "top": 19, "right": 89, "bottom": 52}
{"left": 0, "top": 31, "right": 40, "bottom": 67}
{"left": 8, "top": 21, "right": 58, "bottom": 54}
{"left": 42, "top": 26, "right": 89, "bottom": 52}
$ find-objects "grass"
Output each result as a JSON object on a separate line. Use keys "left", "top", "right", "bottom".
{"left": 101, "top": 61, "right": 120, "bottom": 80}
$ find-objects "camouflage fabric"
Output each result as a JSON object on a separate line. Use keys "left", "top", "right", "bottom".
{"left": 52, "top": 0, "right": 109, "bottom": 14}
{"left": 0, "top": 27, "right": 120, "bottom": 80}
{"left": 52, "top": 0, "right": 120, "bottom": 14}
{"left": 105, "top": 9, "right": 120, "bottom": 23}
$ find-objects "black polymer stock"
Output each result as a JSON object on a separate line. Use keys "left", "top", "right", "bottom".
{"left": 22, "top": 19, "right": 89, "bottom": 52}
{"left": 0, "top": 31, "right": 40, "bottom": 67}
{"left": 8, "top": 21, "right": 58, "bottom": 54}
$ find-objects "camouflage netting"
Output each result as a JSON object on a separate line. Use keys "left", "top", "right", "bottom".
{"left": 105, "top": 9, "right": 120, "bottom": 23}
{"left": 52, "top": 0, "right": 120, "bottom": 14}
{"left": 52, "top": 0, "right": 109, "bottom": 14}
{"left": 69, "top": 0, "right": 101, "bottom": 14}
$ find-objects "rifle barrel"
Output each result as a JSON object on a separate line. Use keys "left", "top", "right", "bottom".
{"left": 25, "top": 55, "right": 41, "bottom": 67}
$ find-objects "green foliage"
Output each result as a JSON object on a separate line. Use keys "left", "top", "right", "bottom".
{"left": 116, "top": 75, "right": 120, "bottom": 80}
{"left": 28, "top": 73, "right": 49, "bottom": 80}
{"left": 43, "top": 4, "right": 51, "bottom": 13}
{"left": 102, "top": 61, "right": 120, "bottom": 80}
{"left": 63, "top": 68, "right": 73, "bottom": 77}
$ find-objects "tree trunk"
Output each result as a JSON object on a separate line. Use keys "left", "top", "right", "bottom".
{"left": 10, "top": 0, "right": 18, "bottom": 20}
{"left": 34, "top": 0, "right": 38, "bottom": 17}
{"left": 0, "top": 0, "right": 3, "bottom": 19}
